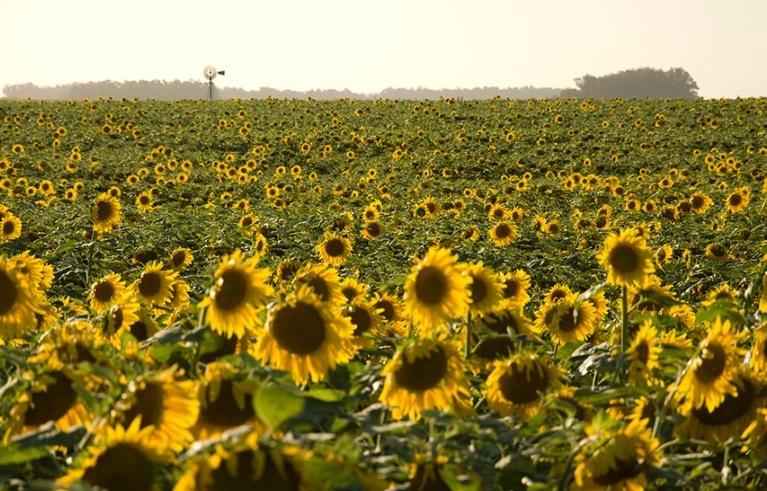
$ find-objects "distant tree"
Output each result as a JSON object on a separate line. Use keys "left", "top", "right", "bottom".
{"left": 561, "top": 67, "right": 699, "bottom": 99}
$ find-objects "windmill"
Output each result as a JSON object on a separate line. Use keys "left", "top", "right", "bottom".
{"left": 203, "top": 65, "right": 225, "bottom": 100}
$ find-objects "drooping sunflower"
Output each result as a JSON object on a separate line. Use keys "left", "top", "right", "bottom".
{"left": 253, "top": 285, "right": 356, "bottom": 385}
{"left": 488, "top": 220, "right": 518, "bottom": 247}
{"left": 573, "top": 418, "right": 662, "bottom": 490}
{"left": 597, "top": 229, "right": 655, "bottom": 287}
{"left": 677, "top": 370, "right": 763, "bottom": 443}
{"left": 110, "top": 367, "right": 199, "bottom": 453}
{"left": 169, "top": 247, "right": 194, "bottom": 270}
{"left": 92, "top": 192, "right": 122, "bottom": 233}
{"left": 485, "top": 351, "right": 564, "bottom": 417}
{"left": 174, "top": 442, "right": 310, "bottom": 491}
{"left": 0, "top": 256, "right": 40, "bottom": 339}
{"left": 58, "top": 419, "right": 169, "bottom": 490}
{"left": 316, "top": 231, "right": 353, "bottom": 266}
{"left": 200, "top": 250, "right": 274, "bottom": 338}
{"left": 498, "top": 269, "right": 531, "bottom": 307}
{"left": 131, "top": 260, "right": 177, "bottom": 306}
{"left": 674, "top": 317, "right": 745, "bottom": 413}
{"left": 462, "top": 262, "right": 503, "bottom": 314}
{"left": 403, "top": 246, "right": 471, "bottom": 334}
{"left": 627, "top": 320, "right": 660, "bottom": 385}
{"left": 380, "top": 337, "right": 471, "bottom": 420}
{"left": 88, "top": 273, "right": 126, "bottom": 313}
{"left": 535, "top": 295, "right": 597, "bottom": 345}
{"left": 5, "top": 369, "right": 90, "bottom": 441}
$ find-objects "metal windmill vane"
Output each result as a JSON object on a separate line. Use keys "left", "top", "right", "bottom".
{"left": 203, "top": 65, "right": 225, "bottom": 100}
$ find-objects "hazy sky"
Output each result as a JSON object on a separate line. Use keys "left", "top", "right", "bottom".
{"left": 3, "top": 0, "right": 766, "bottom": 98}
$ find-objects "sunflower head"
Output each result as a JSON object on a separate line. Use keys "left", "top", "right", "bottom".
{"left": 317, "top": 231, "right": 352, "bottom": 266}
{"left": 597, "top": 229, "right": 655, "bottom": 287}
{"left": 92, "top": 192, "right": 122, "bottom": 233}
{"left": 485, "top": 351, "right": 564, "bottom": 417}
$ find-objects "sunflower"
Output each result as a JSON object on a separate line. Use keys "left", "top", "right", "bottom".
{"left": 361, "top": 220, "right": 382, "bottom": 240}
{"left": 0, "top": 256, "right": 40, "bottom": 339}
{"left": 110, "top": 367, "right": 199, "bottom": 453}
{"left": 0, "top": 213, "right": 22, "bottom": 242}
{"left": 253, "top": 285, "right": 356, "bottom": 385}
{"left": 169, "top": 247, "right": 193, "bottom": 270}
{"left": 704, "top": 242, "right": 729, "bottom": 261}
{"left": 340, "top": 276, "right": 367, "bottom": 303}
{"left": 200, "top": 250, "right": 274, "bottom": 338}
{"left": 175, "top": 443, "right": 310, "bottom": 491}
{"left": 88, "top": 273, "right": 126, "bottom": 313}
{"left": 193, "top": 362, "right": 264, "bottom": 439}
{"left": 498, "top": 269, "right": 531, "bottom": 307}
{"left": 535, "top": 295, "right": 597, "bottom": 345}
{"left": 725, "top": 186, "right": 750, "bottom": 213}
{"left": 293, "top": 262, "right": 345, "bottom": 310}
{"left": 477, "top": 301, "right": 536, "bottom": 338}
{"left": 5, "top": 369, "right": 90, "bottom": 442}
{"left": 373, "top": 292, "right": 402, "bottom": 324}
{"left": 674, "top": 317, "right": 745, "bottom": 413}
{"left": 345, "top": 298, "right": 384, "bottom": 348}
{"left": 573, "top": 418, "right": 662, "bottom": 490}
{"left": 463, "top": 262, "right": 502, "bottom": 314}
{"left": 749, "top": 323, "right": 767, "bottom": 373}
{"left": 627, "top": 321, "right": 660, "bottom": 385}
{"left": 131, "top": 261, "right": 177, "bottom": 306}
{"left": 58, "top": 419, "right": 169, "bottom": 490}
{"left": 689, "top": 191, "right": 713, "bottom": 214}
{"left": 380, "top": 337, "right": 471, "bottom": 420}
{"left": 677, "top": 370, "right": 762, "bottom": 443}
{"left": 92, "top": 192, "right": 122, "bottom": 233}
{"left": 489, "top": 220, "right": 517, "bottom": 247}
{"left": 597, "top": 229, "right": 655, "bottom": 287}
{"left": 485, "top": 351, "right": 564, "bottom": 417}
{"left": 106, "top": 293, "right": 142, "bottom": 337}
{"left": 316, "top": 231, "right": 352, "bottom": 266}
{"left": 543, "top": 283, "right": 573, "bottom": 305}
{"left": 403, "top": 247, "right": 471, "bottom": 334}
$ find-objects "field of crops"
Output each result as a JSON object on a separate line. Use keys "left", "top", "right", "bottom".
{"left": 1, "top": 96, "right": 766, "bottom": 490}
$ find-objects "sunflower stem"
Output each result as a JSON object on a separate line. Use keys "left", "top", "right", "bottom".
{"left": 465, "top": 312, "right": 473, "bottom": 360}
{"left": 620, "top": 285, "right": 628, "bottom": 372}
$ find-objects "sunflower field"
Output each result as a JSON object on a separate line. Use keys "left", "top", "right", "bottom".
{"left": 1, "top": 96, "right": 767, "bottom": 490}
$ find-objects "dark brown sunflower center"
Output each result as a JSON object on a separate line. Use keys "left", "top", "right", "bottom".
{"left": 350, "top": 306, "right": 372, "bottom": 336}
{"left": 609, "top": 244, "right": 640, "bottom": 273}
{"left": 3, "top": 220, "right": 15, "bottom": 235}
{"left": 324, "top": 238, "right": 346, "bottom": 257}
{"left": 130, "top": 319, "right": 149, "bottom": 341}
{"left": 470, "top": 276, "right": 488, "bottom": 305}
{"left": 692, "top": 379, "right": 756, "bottom": 426}
{"left": 495, "top": 224, "right": 511, "bottom": 238}
{"left": 503, "top": 280, "right": 519, "bottom": 299}
{"left": 306, "top": 276, "right": 330, "bottom": 302}
{"left": 393, "top": 346, "right": 448, "bottom": 392}
{"left": 139, "top": 195, "right": 150, "bottom": 205}
{"left": 498, "top": 363, "right": 549, "bottom": 404}
{"left": 558, "top": 308, "right": 576, "bottom": 332}
{"left": 593, "top": 456, "right": 642, "bottom": 486}
{"left": 414, "top": 266, "right": 448, "bottom": 305}
{"left": 375, "top": 299, "right": 395, "bottom": 321}
{"left": 483, "top": 311, "right": 519, "bottom": 335}
{"left": 95, "top": 200, "right": 114, "bottom": 221}
{"left": 709, "top": 245, "right": 726, "bottom": 257}
{"left": 366, "top": 222, "right": 381, "bottom": 237}
{"left": 694, "top": 343, "right": 726, "bottom": 384}
{"left": 206, "top": 449, "right": 300, "bottom": 491}
{"left": 24, "top": 371, "right": 77, "bottom": 426}
{"left": 200, "top": 380, "right": 254, "bottom": 427}
{"left": 271, "top": 301, "right": 326, "bottom": 355}
{"left": 215, "top": 269, "right": 248, "bottom": 311}
{"left": 122, "top": 382, "right": 164, "bottom": 428}
{"left": 635, "top": 340, "right": 650, "bottom": 364}
{"left": 691, "top": 196, "right": 704, "bottom": 208}
{"left": 82, "top": 443, "right": 154, "bottom": 491}
{"left": 171, "top": 251, "right": 187, "bottom": 267}
{"left": 473, "top": 336, "right": 515, "bottom": 361}
{"left": 0, "top": 270, "right": 18, "bottom": 315}
{"left": 729, "top": 194, "right": 742, "bottom": 206}
{"left": 138, "top": 272, "right": 162, "bottom": 298}
{"left": 94, "top": 281, "right": 115, "bottom": 302}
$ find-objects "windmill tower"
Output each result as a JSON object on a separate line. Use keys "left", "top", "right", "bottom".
{"left": 203, "top": 65, "right": 225, "bottom": 100}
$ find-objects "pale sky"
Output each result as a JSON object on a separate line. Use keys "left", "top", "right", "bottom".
{"left": 2, "top": 0, "right": 766, "bottom": 98}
